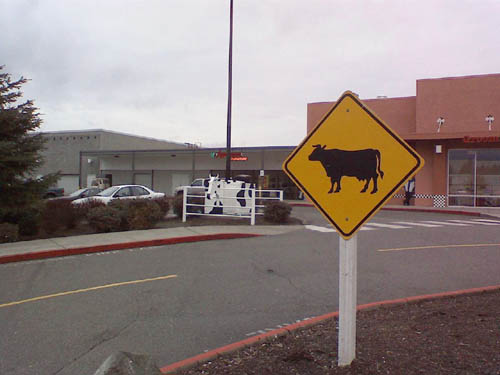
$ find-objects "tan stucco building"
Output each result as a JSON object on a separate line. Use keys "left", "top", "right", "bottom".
{"left": 307, "top": 73, "right": 500, "bottom": 207}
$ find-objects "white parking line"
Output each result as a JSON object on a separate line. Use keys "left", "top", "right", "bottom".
{"left": 420, "top": 220, "right": 469, "bottom": 226}
{"left": 304, "top": 218, "right": 500, "bottom": 233}
{"left": 449, "top": 219, "right": 500, "bottom": 226}
{"left": 359, "top": 226, "right": 376, "bottom": 231}
{"left": 472, "top": 219, "right": 500, "bottom": 224}
{"left": 364, "top": 222, "right": 411, "bottom": 229}
{"left": 305, "top": 224, "right": 375, "bottom": 233}
{"left": 305, "top": 225, "right": 335, "bottom": 233}
{"left": 393, "top": 221, "right": 442, "bottom": 228}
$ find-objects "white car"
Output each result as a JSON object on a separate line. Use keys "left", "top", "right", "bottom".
{"left": 174, "top": 178, "right": 209, "bottom": 195}
{"left": 72, "top": 185, "right": 165, "bottom": 205}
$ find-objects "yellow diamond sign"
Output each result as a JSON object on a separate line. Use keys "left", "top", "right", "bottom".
{"left": 283, "top": 91, "right": 424, "bottom": 239}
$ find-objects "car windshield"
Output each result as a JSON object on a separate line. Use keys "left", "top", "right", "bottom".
{"left": 69, "top": 188, "right": 86, "bottom": 197}
{"left": 97, "top": 186, "right": 120, "bottom": 197}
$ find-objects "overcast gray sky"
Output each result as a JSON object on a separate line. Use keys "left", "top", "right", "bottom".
{"left": 1, "top": 0, "right": 499, "bottom": 147}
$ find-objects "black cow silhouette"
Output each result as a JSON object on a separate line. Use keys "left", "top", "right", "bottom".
{"left": 309, "top": 144, "right": 384, "bottom": 194}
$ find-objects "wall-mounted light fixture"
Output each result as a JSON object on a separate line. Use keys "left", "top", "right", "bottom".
{"left": 435, "top": 145, "right": 442, "bottom": 154}
{"left": 437, "top": 117, "right": 445, "bottom": 133}
{"left": 485, "top": 114, "right": 495, "bottom": 131}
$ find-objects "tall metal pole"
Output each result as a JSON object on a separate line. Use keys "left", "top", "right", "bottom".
{"left": 225, "top": 0, "right": 233, "bottom": 180}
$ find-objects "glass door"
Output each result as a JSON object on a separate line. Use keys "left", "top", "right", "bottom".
{"left": 448, "top": 150, "right": 475, "bottom": 206}
{"left": 448, "top": 149, "right": 500, "bottom": 207}
{"left": 475, "top": 149, "right": 500, "bottom": 207}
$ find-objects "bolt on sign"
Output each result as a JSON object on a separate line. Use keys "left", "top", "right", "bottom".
{"left": 283, "top": 91, "right": 424, "bottom": 239}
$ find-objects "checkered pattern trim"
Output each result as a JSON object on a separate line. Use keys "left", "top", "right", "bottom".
{"left": 432, "top": 195, "right": 447, "bottom": 208}
{"left": 392, "top": 193, "right": 447, "bottom": 208}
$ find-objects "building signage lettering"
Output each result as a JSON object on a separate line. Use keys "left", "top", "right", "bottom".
{"left": 210, "top": 152, "right": 248, "bottom": 161}
{"left": 463, "top": 136, "right": 500, "bottom": 143}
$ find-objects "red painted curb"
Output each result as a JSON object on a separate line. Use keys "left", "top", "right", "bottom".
{"left": 160, "top": 284, "right": 500, "bottom": 374}
{"left": 0, "top": 233, "right": 261, "bottom": 265}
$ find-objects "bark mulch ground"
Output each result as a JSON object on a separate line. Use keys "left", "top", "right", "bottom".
{"left": 175, "top": 289, "right": 500, "bottom": 375}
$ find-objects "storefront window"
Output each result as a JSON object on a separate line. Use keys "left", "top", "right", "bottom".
{"left": 448, "top": 149, "right": 500, "bottom": 207}
{"left": 476, "top": 149, "right": 500, "bottom": 207}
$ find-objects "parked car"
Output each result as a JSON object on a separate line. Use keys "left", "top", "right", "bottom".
{"left": 71, "top": 185, "right": 165, "bottom": 205}
{"left": 90, "top": 177, "right": 110, "bottom": 190}
{"left": 174, "top": 178, "right": 209, "bottom": 196}
{"left": 174, "top": 176, "right": 253, "bottom": 196}
{"left": 53, "top": 187, "right": 102, "bottom": 201}
{"left": 43, "top": 187, "right": 65, "bottom": 199}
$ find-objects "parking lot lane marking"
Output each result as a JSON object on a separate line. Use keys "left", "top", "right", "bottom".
{"left": 449, "top": 219, "right": 500, "bottom": 226}
{"left": 393, "top": 221, "right": 442, "bottom": 228}
{"left": 364, "top": 223, "right": 410, "bottom": 229}
{"left": 378, "top": 243, "right": 500, "bottom": 252}
{"left": 472, "top": 219, "right": 500, "bottom": 224}
{"left": 0, "top": 274, "right": 178, "bottom": 309}
{"left": 421, "top": 220, "right": 469, "bottom": 226}
{"left": 305, "top": 225, "right": 336, "bottom": 233}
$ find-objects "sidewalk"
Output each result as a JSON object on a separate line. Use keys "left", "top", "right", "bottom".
{"left": 1, "top": 203, "right": 498, "bottom": 265}
{"left": 0, "top": 225, "right": 302, "bottom": 264}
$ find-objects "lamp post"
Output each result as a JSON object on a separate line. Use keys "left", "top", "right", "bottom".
{"left": 486, "top": 114, "right": 495, "bottom": 131}
{"left": 225, "top": 0, "right": 234, "bottom": 180}
{"left": 437, "top": 117, "right": 445, "bottom": 133}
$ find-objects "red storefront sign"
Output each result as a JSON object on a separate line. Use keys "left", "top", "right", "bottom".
{"left": 463, "top": 136, "right": 500, "bottom": 143}
{"left": 210, "top": 152, "right": 248, "bottom": 161}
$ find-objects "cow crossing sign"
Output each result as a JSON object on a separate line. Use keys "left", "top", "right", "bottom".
{"left": 283, "top": 91, "right": 424, "bottom": 239}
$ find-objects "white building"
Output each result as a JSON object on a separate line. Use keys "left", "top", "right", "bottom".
{"left": 39, "top": 129, "right": 300, "bottom": 199}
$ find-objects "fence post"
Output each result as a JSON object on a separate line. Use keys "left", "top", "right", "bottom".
{"left": 251, "top": 188, "right": 256, "bottom": 225}
{"left": 182, "top": 186, "right": 187, "bottom": 222}
{"left": 279, "top": 190, "right": 283, "bottom": 201}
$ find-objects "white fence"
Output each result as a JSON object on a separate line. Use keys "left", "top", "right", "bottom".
{"left": 181, "top": 186, "right": 283, "bottom": 225}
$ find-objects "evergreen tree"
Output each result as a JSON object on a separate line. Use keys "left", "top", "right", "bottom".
{"left": 0, "top": 65, "right": 58, "bottom": 220}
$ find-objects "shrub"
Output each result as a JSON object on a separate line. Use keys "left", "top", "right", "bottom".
{"left": 151, "top": 196, "right": 170, "bottom": 217}
{"left": 87, "top": 206, "right": 122, "bottom": 233}
{"left": 2, "top": 204, "right": 43, "bottom": 236}
{"left": 108, "top": 199, "right": 132, "bottom": 230}
{"left": 126, "top": 199, "right": 163, "bottom": 230}
{"left": 263, "top": 201, "right": 292, "bottom": 224}
{"left": 74, "top": 199, "right": 106, "bottom": 218}
{"left": 173, "top": 194, "right": 184, "bottom": 218}
{"left": 0, "top": 223, "right": 19, "bottom": 243}
{"left": 17, "top": 206, "right": 43, "bottom": 236}
{"left": 41, "top": 199, "right": 78, "bottom": 234}
{"left": 172, "top": 194, "right": 204, "bottom": 217}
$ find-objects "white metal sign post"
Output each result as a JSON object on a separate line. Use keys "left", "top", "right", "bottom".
{"left": 338, "top": 234, "right": 358, "bottom": 366}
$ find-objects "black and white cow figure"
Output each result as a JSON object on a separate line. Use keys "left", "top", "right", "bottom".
{"left": 204, "top": 176, "right": 255, "bottom": 215}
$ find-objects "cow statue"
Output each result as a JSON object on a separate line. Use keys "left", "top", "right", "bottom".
{"left": 308, "top": 144, "right": 384, "bottom": 194}
{"left": 205, "top": 176, "right": 254, "bottom": 215}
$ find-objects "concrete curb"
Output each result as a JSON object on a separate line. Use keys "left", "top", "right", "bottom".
{"left": 160, "top": 284, "right": 500, "bottom": 374}
{"left": 0, "top": 233, "right": 261, "bottom": 265}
